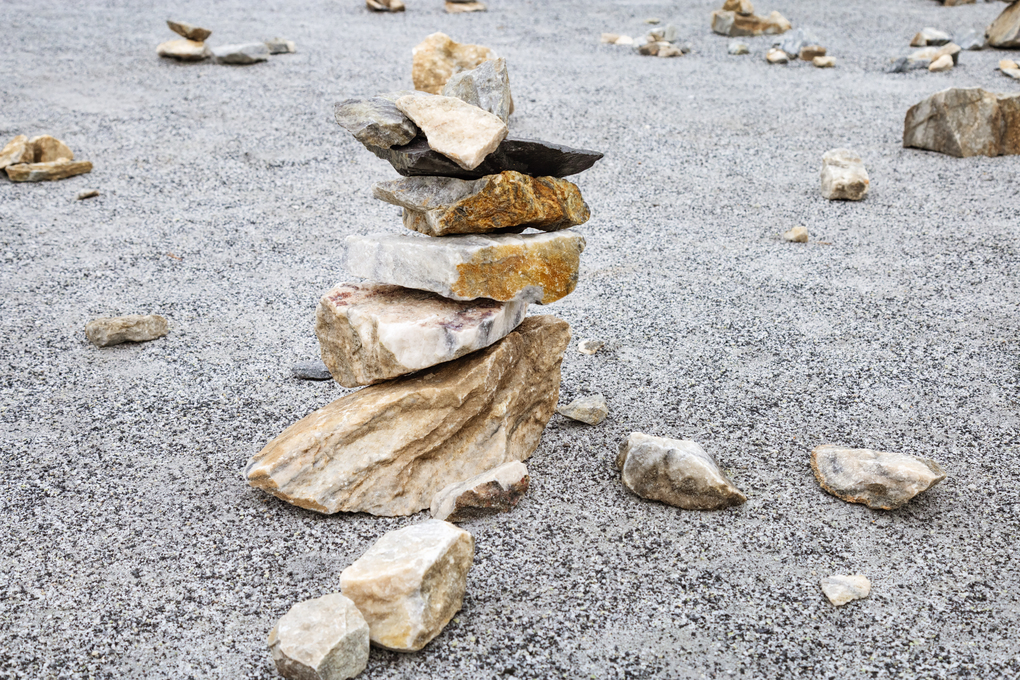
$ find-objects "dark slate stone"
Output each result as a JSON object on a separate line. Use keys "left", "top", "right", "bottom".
{"left": 365, "top": 135, "right": 604, "bottom": 179}
{"left": 292, "top": 360, "right": 332, "bottom": 381}
{"left": 334, "top": 96, "right": 419, "bottom": 149}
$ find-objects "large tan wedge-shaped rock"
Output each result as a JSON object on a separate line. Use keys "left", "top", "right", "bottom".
{"left": 395, "top": 95, "right": 507, "bottom": 171}
{"left": 245, "top": 315, "right": 571, "bottom": 516}
{"left": 987, "top": 0, "right": 1020, "bottom": 49}
{"left": 29, "top": 135, "right": 73, "bottom": 163}
{"left": 340, "top": 520, "right": 473, "bottom": 651}
{"left": 7, "top": 159, "right": 93, "bottom": 182}
{"left": 372, "top": 171, "right": 590, "bottom": 236}
{"left": 811, "top": 445, "right": 946, "bottom": 510}
{"left": 0, "top": 135, "right": 33, "bottom": 169}
{"left": 412, "top": 32, "right": 495, "bottom": 94}
{"left": 903, "top": 87, "right": 1020, "bottom": 157}
{"left": 268, "top": 593, "right": 369, "bottom": 680}
{"left": 315, "top": 282, "right": 528, "bottom": 387}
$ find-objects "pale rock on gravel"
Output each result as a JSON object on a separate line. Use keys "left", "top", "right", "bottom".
{"left": 411, "top": 32, "right": 495, "bottom": 95}
{"left": 556, "top": 393, "right": 608, "bottom": 425}
{"left": 616, "top": 433, "right": 747, "bottom": 510}
{"left": 903, "top": 87, "right": 1020, "bottom": 157}
{"left": 813, "top": 55, "right": 836, "bottom": 67}
{"left": 910, "top": 27, "right": 952, "bottom": 47}
{"left": 728, "top": 41, "right": 750, "bottom": 54}
{"left": 799, "top": 45, "right": 826, "bottom": 60}
{"left": 934, "top": 42, "right": 962, "bottom": 64}
{"left": 956, "top": 28, "right": 987, "bottom": 51}
{"left": 85, "top": 314, "right": 169, "bottom": 347}
{"left": 711, "top": 9, "right": 791, "bottom": 37}
{"left": 783, "top": 225, "right": 809, "bottom": 242}
{"left": 766, "top": 48, "right": 789, "bottom": 64}
{"left": 442, "top": 57, "right": 513, "bottom": 123}
{"left": 647, "top": 24, "right": 679, "bottom": 43}
{"left": 820, "top": 149, "right": 869, "bottom": 201}
{"left": 157, "top": 38, "right": 211, "bottom": 61}
{"left": 29, "top": 135, "right": 73, "bottom": 162}
{"left": 987, "top": 0, "right": 1020, "bottom": 48}
{"left": 430, "top": 461, "right": 530, "bottom": 522}
{"left": 291, "top": 361, "right": 332, "bottom": 381}
{"left": 395, "top": 95, "right": 508, "bottom": 171}
{"left": 268, "top": 593, "right": 370, "bottom": 680}
{"left": 929, "top": 53, "right": 955, "bottom": 71}
{"left": 577, "top": 338, "right": 605, "bottom": 354}
{"left": 0, "top": 135, "right": 34, "bottom": 169}
{"left": 1001, "top": 58, "right": 1020, "bottom": 70}
{"left": 811, "top": 444, "right": 947, "bottom": 510}
{"left": 445, "top": 1, "right": 487, "bottom": 13}
{"left": 345, "top": 231, "right": 585, "bottom": 304}
{"left": 245, "top": 316, "right": 570, "bottom": 516}
{"left": 366, "top": 0, "right": 405, "bottom": 11}
{"left": 334, "top": 96, "right": 419, "bottom": 149}
{"left": 76, "top": 189, "right": 99, "bottom": 200}
{"left": 315, "top": 282, "right": 527, "bottom": 387}
{"left": 6, "top": 159, "right": 93, "bottom": 182}
{"left": 265, "top": 38, "right": 296, "bottom": 54}
{"left": 166, "top": 20, "right": 211, "bottom": 42}
{"left": 820, "top": 575, "right": 871, "bottom": 607}
{"left": 638, "top": 41, "right": 683, "bottom": 57}
{"left": 339, "top": 520, "right": 474, "bottom": 651}
{"left": 211, "top": 42, "right": 270, "bottom": 65}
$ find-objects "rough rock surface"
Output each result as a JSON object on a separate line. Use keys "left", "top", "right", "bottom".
{"left": 156, "top": 39, "right": 210, "bottom": 61}
{"left": 372, "top": 171, "right": 590, "bottom": 236}
{"left": 903, "top": 87, "right": 1020, "bottom": 157}
{"left": 577, "top": 338, "right": 604, "bottom": 354}
{"left": 346, "top": 231, "right": 585, "bottom": 304}
{"left": 811, "top": 445, "right": 947, "bottom": 510}
{"left": 723, "top": 0, "right": 755, "bottom": 14}
{"left": 395, "top": 95, "right": 507, "bottom": 171}
{"left": 766, "top": 48, "right": 789, "bottom": 64}
{"left": 616, "top": 433, "right": 747, "bottom": 510}
{"left": 987, "top": 1, "right": 1020, "bottom": 48}
{"left": 265, "top": 38, "right": 297, "bottom": 54}
{"left": 366, "top": 0, "right": 405, "bottom": 11}
{"left": 6, "top": 159, "right": 93, "bottom": 182}
{"left": 820, "top": 575, "right": 871, "bottom": 607}
{"left": 911, "top": 27, "right": 951, "bottom": 47}
{"left": 0, "top": 135, "right": 33, "bottom": 169}
{"left": 334, "top": 96, "right": 418, "bottom": 149}
{"left": 166, "top": 20, "right": 211, "bottom": 42}
{"left": 728, "top": 41, "right": 750, "bottom": 55}
{"left": 268, "top": 593, "right": 370, "bottom": 680}
{"left": 813, "top": 55, "right": 835, "bottom": 67}
{"left": 291, "top": 361, "right": 332, "bottom": 381}
{"left": 212, "top": 42, "right": 270, "bottom": 65}
{"left": 340, "top": 521, "right": 474, "bottom": 651}
{"left": 783, "top": 225, "right": 808, "bottom": 242}
{"left": 929, "top": 54, "right": 954, "bottom": 71}
{"left": 799, "top": 45, "right": 826, "bottom": 60}
{"left": 441, "top": 57, "right": 512, "bottom": 123}
{"left": 957, "top": 28, "right": 987, "bottom": 51}
{"left": 245, "top": 316, "right": 570, "bottom": 516}
{"left": 29, "top": 135, "right": 73, "bottom": 163}
{"left": 430, "top": 461, "right": 529, "bottom": 522}
{"left": 445, "top": 1, "right": 487, "bottom": 13}
{"left": 820, "top": 148, "right": 869, "bottom": 201}
{"left": 85, "top": 314, "right": 169, "bottom": 347}
{"left": 934, "top": 42, "right": 962, "bottom": 65}
{"left": 556, "top": 393, "right": 608, "bottom": 425}
{"left": 315, "top": 282, "right": 527, "bottom": 387}
{"left": 711, "top": 10, "right": 791, "bottom": 37}
{"left": 412, "top": 32, "right": 495, "bottom": 95}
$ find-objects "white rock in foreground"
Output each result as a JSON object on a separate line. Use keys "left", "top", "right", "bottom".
{"left": 395, "top": 95, "right": 508, "bottom": 171}
{"left": 268, "top": 593, "right": 369, "bottom": 680}
{"left": 820, "top": 575, "right": 871, "bottom": 606}
{"left": 345, "top": 231, "right": 585, "bottom": 304}
{"left": 617, "top": 433, "right": 746, "bottom": 510}
{"left": 820, "top": 148, "right": 869, "bottom": 201}
{"left": 340, "top": 520, "right": 474, "bottom": 651}
{"left": 811, "top": 445, "right": 946, "bottom": 510}
{"left": 430, "top": 461, "right": 530, "bottom": 522}
{"left": 315, "top": 282, "right": 527, "bottom": 387}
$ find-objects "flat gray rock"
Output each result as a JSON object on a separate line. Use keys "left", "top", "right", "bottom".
{"left": 212, "top": 42, "right": 269, "bottom": 65}
{"left": 291, "top": 360, "right": 332, "bottom": 381}
{"left": 956, "top": 28, "right": 987, "bottom": 51}
{"left": 85, "top": 314, "right": 169, "bottom": 347}
{"left": 811, "top": 444, "right": 947, "bottom": 510}
{"left": 334, "top": 97, "right": 418, "bottom": 149}
{"left": 442, "top": 57, "right": 513, "bottom": 123}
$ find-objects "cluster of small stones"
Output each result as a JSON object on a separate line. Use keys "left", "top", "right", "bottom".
{"left": 0, "top": 134, "right": 92, "bottom": 182}
{"left": 367, "top": 0, "right": 487, "bottom": 13}
{"left": 157, "top": 20, "right": 295, "bottom": 65}
{"left": 889, "top": 2, "right": 1020, "bottom": 75}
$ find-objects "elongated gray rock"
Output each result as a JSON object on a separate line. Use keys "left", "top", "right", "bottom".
{"left": 372, "top": 171, "right": 590, "bottom": 236}
{"left": 821, "top": 575, "right": 871, "bottom": 607}
{"left": 245, "top": 315, "right": 571, "bottom": 516}
{"left": 265, "top": 38, "right": 296, "bottom": 54}
{"left": 334, "top": 97, "right": 419, "bottom": 149}
{"left": 820, "top": 149, "right": 869, "bottom": 201}
{"left": 811, "top": 445, "right": 947, "bottom": 510}
{"left": 395, "top": 95, "right": 508, "bottom": 171}
{"left": 556, "top": 393, "right": 608, "bottom": 425}
{"left": 903, "top": 87, "right": 1020, "bottom": 157}
{"left": 346, "top": 231, "right": 585, "bottom": 304}
{"left": 442, "top": 57, "right": 512, "bottom": 123}
{"left": 365, "top": 135, "right": 604, "bottom": 180}
{"left": 268, "top": 594, "right": 369, "bottom": 680}
{"left": 315, "top": 282, "right": 527, "bottom": 387}
{"left": 85, "top": 314, "right": 169, "bottom": 347}
{"left": 616, "top": 433, "right": 746, "bottom": 510}
{"left": 340, "top": 521, "right": 473, "bottom": 651}
{"left": 430, "top": 461, "right": 529, "bottom": 522}
{"left": 987, "top": 0, "right": 1020, "bottom": 48}
{"left": 212, "top": 42, "right": 269, "bottom": 65}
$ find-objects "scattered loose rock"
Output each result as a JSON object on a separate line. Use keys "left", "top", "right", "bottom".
{"left": 76, "top": 189, "right": 99, "bottom": 200}
{"left": 956, "top": 28, "right": 987, "bottom": 51}
{"left": 245, "top": 316, "right": 570, "bottom": 516}
{"left": 811, "top": 444, "right": 947, "bottom": 510}
{"left": 291, "top": 360, "right": 333, "bottom": 381}
{"left": 211, "top": 42, "right": 270, "bottom": 65}
{"left": 911, "top": 27, "right": 952, "bottom": 47}
{"left": 820, "top": 148, "right": 869, "bottom": 201}
{"left": 268, "top": 593, "right": 370, "bottom": 680}
{"left": 30, "top": 135, "right": 73, "bottom": 162}
{"left": 1001, "top": 59, "right": 1020, "bottom": 79}
{"left": 799, "top": 45, "right": 826, "bottom": 60}
{"left": 366, "top": 0, "right": 405, "bottom": 11}
{"left": 821, "top": 575, "right": 871, "bottom": 607}
{"left": 903, "top": 87, "right": 1020, "bottom": 157}
{"left": 265, "top": 38, "right": 296, "bottom": 54}
{"left": 340, "top": 520, "right": 474, "bottom": 651}
{"left": 776, "top": 28, "right": 821, "bottom": 58}
{"left": 617, "top": 433, "right": 747, "bottom": 510}
{"left": 85, "top": 314, "right": 169, "bottom": 347}
{"left": 722, "top": 0, "right": 755, "bottom": 14}
{"left": 334, "top": 96, "right": 419, "bottom": 149}
{"left": 934, "top": 42, "right": 962, "bottom": 64}
{"left": 395, "top": 95, "right": 508, "bottom": 171}
{"left": 7, "top": 159, "right": 93, "bottom": 182}
{"left": 783, "top": 225, "right": 808, "bottom": 242}
{"left": 166, "top": 20, "right": 211, "bottom": 42}
{"left": 647, "top": 24, "right": 679, "bottom": 43}
{"left": 0, "top": 135, "right": 34, "bottom": 169}
{"left": 929, "top": 53, "right": 955, "bottom": 71}
{"left": 711, "top": 9, "right": 791, "bottom": 37}
{"left": 577, "top": 338, "right": 605, "bottom": 354}
{"left": 442, "top": 57, "right": 513, "bottom": 123}
{"left": 430, "top": 461, "right": 529, "bottom": 522}
{"left": 412, "top": 32, "right": 495, "bottom": 95}
{"left": 987, "top": 0, "right": 1020, "bottom": 48}
{"left": 556, "top": 393, "right": 608, "bottom": 425}
{"left": 445, "top": 1, "right": 487, "bottom": 12}
{"left": 813, "top": 55, "right": 836, "bottom": 68}
{"left": 157, "top": 39, "right": 211, "bottom": 62}
{"left": 728, "top": 41, "right": 749, "bottom": 55}
{"left": 766, "top": 48, "right": 789, "bottom": 64}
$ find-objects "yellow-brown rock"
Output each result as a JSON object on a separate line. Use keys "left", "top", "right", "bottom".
{"left": 6, "top": 159, "right": 93, "bottom": 182}
{"left": 157, "top": 39, "right": 211, "bottom": 61}
{"left": 29, "top": 135, "right": 73, "bottom": 163}
{"left": 245, "top": 315, "right": 571, "bottom": 517}
{"left": 366, "top": 0, "right": 405, "bottom": 11}
{"left": 412, "top": 32, "right": 495, "bottom": 95}
{"left": 711, "top": 9, "right": 791, "bottom": 36}
{"left": 372, "top": 171, "right": 590, "bottom": 236}
{"left": 166, "top": 20, "right": 212, "bottom": 42}
{"left": 445, "top": 1, "right": 486, "bottom": 12}
{"left": 722, "top": 0, "right": 754, "bottom": 15}
{"left": 0, "top": 135, "right": 33, "bottom": 170}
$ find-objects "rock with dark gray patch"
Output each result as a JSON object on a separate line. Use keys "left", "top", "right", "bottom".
{"left": 291, "top": 361, "right": 332, "bottom": 381}
{"left": 430, "top": 461, "right": 530, "bottom": 522}
{"left": 334, "top": 97, "right": 419, "bottom": 149}
{"left": 211, "top": 43, "right": 270, "bottom": 65}
{"left": 265, "top": 38, "right": 296, "bottom": 54}
{"left": 442, "top": 57, "right": 513, "bottom": 123}
{"left": 85, "top": 314, "right": 169, "bottom": 347}
{"left": 811, "top": 444, "right": 947, "bottom": 510}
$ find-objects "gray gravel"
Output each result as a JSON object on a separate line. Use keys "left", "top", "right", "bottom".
{"left": 2, "top": 0, "right": 1019, "bottom": 678}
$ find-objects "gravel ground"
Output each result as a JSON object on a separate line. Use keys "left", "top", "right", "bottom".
{"left": 2, "top": 0, "right": 1019, "bottom": 678}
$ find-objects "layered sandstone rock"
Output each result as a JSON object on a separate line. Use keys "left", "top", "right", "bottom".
{"left": 811, "top": 445, "right": 947, "bottom": 509}
{"left": 711, "top": 9, "right": 791, "bottom": 36}
{"left": 85, "top": 314, "right": 169, "bottom": 347}
{"left": 29, "top": 135, "right": 73, "bottom": 162}
{"left": 987, "top": 1, "right": 1020, "bottom": 48}
{"left": 157, "top": 38, "right": 211, "bottom": 61}
{"left": 0, "top": 135, "right": 33, "bottom": 169}
{"left": 412, "top": 32, "right": 495, "bottom": 95}
{"left": 7, "top": 159, "right": 93, "bottom": 182}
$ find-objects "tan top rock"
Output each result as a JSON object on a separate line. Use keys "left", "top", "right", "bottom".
{"left": 157, "top": 39, "right": 211, "bottom": 61}
{"left": 6, "top": 159, "right": 93, "bottom": 183}
{"left": 245, "top": 315, "right": 571, "bottom": 516}
{"left": 722, "top": 0, "right": 754, "bottom": 15}
{"left": 412, "top": 32, "right": 495, "bottom": 95}
{"left": 29, "top": 135, "right": 73, "bottom": 163}
{"left": 395, "top": 95, "right": 508, "bottom": 171}
{"left": 0, "top": 135, "right": 33, "bottom": 169}
{"left": 166, "top": 20, "right": 211, "bottom": 42}
{"left": 811, "top": 445, "right": 947, "bottom": 510}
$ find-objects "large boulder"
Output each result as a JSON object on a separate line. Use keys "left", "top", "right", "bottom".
{"left": 987, "top": 0, "right": 1020, "bottom": 48}
{"left": 903, "top": 87, "right": 1020, "bottom": 157}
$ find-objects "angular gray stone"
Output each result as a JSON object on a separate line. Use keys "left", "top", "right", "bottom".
{"left": 616, "top": 433, "right": 747, "bottom": 510}
{"left": 211, "top": 42, "right": 270, "bottom": 65}
{"left": 430, "top": 461, "right": 530, "bottom": 522}
{"left": 957, "top": 28, "right": 987, "bottom": 50}
{"left": 334, "top": 97, "right": 419, "bottom": 149}
{"left": 442, "top": 57, "right": 513, "bottom": 123}
{"left": 292, "top": 360, "right": 332, "bottom": 381}
{"left": 268, "top": 593, "right": 369, "bottom": 680}
{"left": 987, "top": 0, "right": 1020, "bottom": 48}
{"left": 821, "top": 575, "right": 871, "bottom": 607}
{"left": 811, "top": 444, "right": 947, "bottom": 509}
{"left": 85, "top": 315, "right": 169, "bottom": 347}
{"left": 903, "top": 87, "right": 1020, "bottom": 157}
{"left": 820, "top": 148, "right": 869, "bottom": 201}
{"left": 556, "top": 393, "right": 608, "bottom": 425}
{"left": 775, "top": 28, "right": 820, "bottom": 57}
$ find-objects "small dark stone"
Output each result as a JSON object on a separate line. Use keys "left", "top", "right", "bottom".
{"left": 292, "top": 360, "right": 332, "bottom": 381}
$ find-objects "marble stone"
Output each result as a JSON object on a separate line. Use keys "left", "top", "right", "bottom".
{"left": 445, "top": 1, "right": 487, "bottom": 12}
{"left": 340, "top": 521, "right": 473, "bottom": 651}
{"left": 245, "top": 316, "right": 571, "bottom": 516}
{"left": 442, "top": 57, "right": 512, "bottom": 123}
{"left": 903, "top": 87, "right": 1020, "bottom": 157}
{"left": 617, "top": 433, "right": 747, "bottom": 510}
{"left": 556, "top": 393, "right": 608, "bottom": 425}
{"left": 166, "top": 20, "right": 211, "bottom": 42}
{"left": 157, "top": 39, "right": 211, "bottom": 61}
{"left": 0, "top": 135, "right": 33, "bottom": 170}
{"left": 315, "top": 282, "right": 527, "bottom": 387}
{"left": 766, "top": 48, "right": 789, "bottom": 63}
{"left": 345, "top": 231, "right": 585, "bottom": 304}
{"left": 212, "top": 42, "right": 270, "bottom": 65}
{"left": 813, "top": 55, "right": 836, "bottom": 68}
{"left": 6, "top": 160, "right": 93, "bottom": 182}
{"left": 911, "top": 27, "right": 952, "bottom": 47}
{"left": 268, "top": 594, "right": 369, "bottom": 680}
{"left": 430, "top": 461, "right": 529, "bottom": 522}
{"left": 820, "top": 149, "right": 869, "bottom": 201}
{"left": 811, "top": 445, "right": 947, "bottom": 510}
{"left": 412, "top": 32, "right": 495, "bottom": 95}
{"left": 29, "top": 135, "right": 73, "bottom": 162}
{"left": 334, "top": 97, "right": 419, "bottom": 149}
{"left": 821, "top": 575, "right": 871, "bottom": 607}
{"left": 783, "top": 225, "right": 808, "bottom": 242}
{"left": 85, "top": 314, "right": 169, "bottom": 347}
{"left": 395, "top": 95, "right": 508, "bottom": 171}
{"left": 265, "top": 38, "right": 296, "bottom": 54}
{"left": 711, "top": 10, "right": 791, "bottom": 37}
{"left": 987, "top": 1, "right": 1020, "bottom": 48}
{"left": 372, "top": 171, "right": 589, "bottom": 236}
{"left": 929, "top": 53, "right": 954, "bottom": 71}
{"left": 577, "top": 338, "right": 605, "bottom": 354}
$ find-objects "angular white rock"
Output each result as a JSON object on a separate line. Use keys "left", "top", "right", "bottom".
{"left": 430, "top": 461, "right": 529, "bottom": 522}
{"left": 268, "top": 593, "right": 369, "bottom": 680}
{"left": 820, "top": 148, "right": 869, "bottom": 201}
{"left": 820, "top": 575, "right": 871, "bottom": 606}
{"left": 395, "top": 94, "right": 508, "bottom": 171}
{"left": 556, "top": 393, "right": 608, "bottom": 425}
{"left": 783, "top": 225, "right": 808, "bottom": 242}
{"left": 339, "top": 520, "right": 474, "bottom": 651}
{"left": 578, "top": 338, "right": 605, "bottom": 354}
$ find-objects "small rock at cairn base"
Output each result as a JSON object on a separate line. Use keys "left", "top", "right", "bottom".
{"left": 291, "top": 360, "right": 332, "bottom": 381}
{"left": 811, "top": 445, "right": 947, "bottom": 510}
{"left": 246, "top": 316, "right": 570, "bottom": 516}
{"left": 430, "top": 461, "right": 529, "bottom": 522}
{"left": 929, "top": 54, "right": 954, "bottom": 71}
{"left": 903, "top": 88, "right": 1020, "bottom": 157}
{"left": 212, "top": 42, "right": 270, "bottom": 65}
{"left": 395, "top": 95, "right": 508, "bottom": 171}
{"left": 372, "top": 171, "right": 590, "bottom": 236}
{"left": 315, "top": 282, "right": 527, "bottom": 387}
{"left": 366, "top": 0, "right": 405, "bottom": 11}
{"left": 157, "top": 39, "right": 211, "bottom": 61}
{"left": 766, "top": 48, "right": 789, "bottom": 64}
{"left": 412, "top": 32, "right": 495, "bottom": 95}
{"left": 340, "top": 520, "right": 474, "bottom": 651}
{"left": 617, "top": 433, "right": 747, "bottom": 510}
{"left": 820, "top": 149, "right": 869, "bottom": 201}
{"left": 345, "top": 230, "right": 585, "bottom": 304}
{"left": 820, "top": 575, "right": 871, "bottom": 606}
{"left": 85, "top": 314, "right": 169, "bottom": 347}
{"left": 268, "top": 593, "right": 369, "bottom": 680}
{"left": 0, "top": 135, "right": 33, "bottom": 169}
{"left": 557, "top": 393, "right": 608, "bottom": 425}
{"left": 577, "top": 338, "right": 605, "bottom": 354}
{"left": 722, "top": 0, "right": 755, "bottom": 15}
{"left": 442, "top": 57, "right": 513, "bottom": 123}
{"left": 166, "top": 20, "right": 211, "bottom": 42}
{"left": 783, "top": 225, "right": 808, "bottom": 242}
